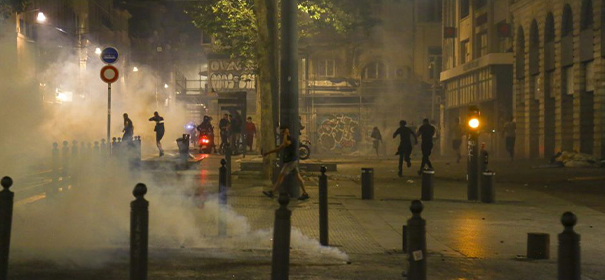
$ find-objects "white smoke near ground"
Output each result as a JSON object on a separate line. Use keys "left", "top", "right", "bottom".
{"left": 10, "top": 161, "right": 349, "bottom": 267}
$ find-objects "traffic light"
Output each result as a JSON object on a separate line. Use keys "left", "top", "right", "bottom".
{"left": 467, "top": 106, "right": 481, "bottom": 131}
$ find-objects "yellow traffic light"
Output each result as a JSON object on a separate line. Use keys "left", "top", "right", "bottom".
{"left": 468, "top": 118, "right": 480, "bottom": 129}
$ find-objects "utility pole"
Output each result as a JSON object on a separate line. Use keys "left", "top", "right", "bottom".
{"left": 279, "top": 0, "right": 300, "bottom": 199}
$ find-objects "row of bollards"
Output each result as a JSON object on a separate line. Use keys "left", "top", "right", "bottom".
{"left": 400, "top": 200, "right": 583, "bottom": 280}
{"left": 358, "top": 167, "right": 495, "bottom": 203}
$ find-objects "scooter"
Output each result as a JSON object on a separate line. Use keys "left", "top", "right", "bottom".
{"left": 198, "top": 131, "right": 215, "bottom": 154}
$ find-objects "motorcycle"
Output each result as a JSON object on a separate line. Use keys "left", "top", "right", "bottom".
{"left": 198, "top": 132, "right": 215, "bottom": 154}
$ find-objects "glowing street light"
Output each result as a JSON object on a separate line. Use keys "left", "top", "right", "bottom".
{"left": 36, "top": 12, "right": 47, "bottom": 23}
{"left": 133, "top": 66, "right": 139, "bottom": 72}
{"left": 95, "top": 48, "right": 102, "bottom": 55}
{"left": 468, "top": 118, "right": 480, "bottom": 129}
{"left": 164, "top": 83, "right": 169, "bottom": 89}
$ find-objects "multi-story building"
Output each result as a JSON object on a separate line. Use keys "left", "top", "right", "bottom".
{"left": 299, "top": 0, "right": 442, "bottom": 154}
{"left": 439, "top": 0, "right": 514, "bottom": 158}
{"left": 8, "top": 0, "right": 131, "bottom": 104}
{"left": 510, "top": 0, "right": 604, "bottom": 159}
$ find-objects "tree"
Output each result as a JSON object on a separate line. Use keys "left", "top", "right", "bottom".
{"left": 186, "top": 0, "right": 374, "bottom": 179}
{"left": 0, "top": 0, "right": 30, "bottom": 19}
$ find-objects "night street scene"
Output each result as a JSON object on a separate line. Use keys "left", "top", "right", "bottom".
{"left": 1, "top": 0, "right": 605, "bottom": 279}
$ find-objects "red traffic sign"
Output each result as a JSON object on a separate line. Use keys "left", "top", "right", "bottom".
{"left": 100, "top": 65, "right": 119, "bottom": 84}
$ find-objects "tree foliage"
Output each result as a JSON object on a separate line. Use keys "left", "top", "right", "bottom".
{"left": 0, "top": 0, "right": 30, "bottom": 19}
{"left": 185, "top": 0, "right": 374, "bottom": 63}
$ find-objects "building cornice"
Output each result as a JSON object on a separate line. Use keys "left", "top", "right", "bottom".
{"left": 440, "top": 53, "right": 513, "bottom": 81}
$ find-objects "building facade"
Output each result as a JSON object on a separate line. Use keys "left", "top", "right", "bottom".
{"left": 511, "top": 0, "right": 605, "bottom": 159}
{"left": 439, "top": 0, "right": 514, "bottom": 158}
{"left": 10, "top": 0, "right": 131, "bottom": 105}
{"left": 299, "top": 0, "right": 442, "bottom": 154}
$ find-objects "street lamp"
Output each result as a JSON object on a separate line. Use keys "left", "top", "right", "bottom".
{"left": 164, "top": 83, "right": 169, "bottom": 89}
{"left": 133, "top": 66, "right": 139, "bottom": 72}
{"left": 468, "top": 118, "right": 480, "bottom": 129}
{"left": 95, "top": 48, "right": 102, "bottom": 55}
{"left": 36, "top": 12, "right": 46, "bottom": 23}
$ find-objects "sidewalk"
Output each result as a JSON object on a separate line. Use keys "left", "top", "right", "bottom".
{"left": 7, "top": 154, "right": 605, "bottom": 279}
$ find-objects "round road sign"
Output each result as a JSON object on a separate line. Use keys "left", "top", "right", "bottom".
{"left": 101, "top": 47, "right": 119, "bottom": 64}
{"left": 100, "top": 65, "right": 119, "bottom": 84}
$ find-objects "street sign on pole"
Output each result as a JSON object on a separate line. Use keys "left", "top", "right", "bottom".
{"left": 100, "top": 65, "right": 119, "bottom": 84}
{"left": 101, "top": 47, "right": 119, "bottom": 64}
{"left": 100, "top": 65, "right": 119, "bottom": 150}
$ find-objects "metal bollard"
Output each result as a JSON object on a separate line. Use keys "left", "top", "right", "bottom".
{"left": 136, "top": 136, "right": 142, "bottom": 165}
{"left": 130, "top": 183, "right": 149, "bottom": 280}
{"left": 0, "top": 177, "right": 14, "bottom": 280}
{"left": 558, "top": 212, "right": 580, "bottom": 280}
{"left": 218, "top": 159, "right": 228, "bottom": 237}
{"left": 480, "top": 171, "right": 495, "bottom": 203}
{"left": 271, "top": 193, "right": 291, "bottom": 280}
{"left": 71, "top": 141, "right": 79, "bottom": 187}
{"left": 51, "top": 143, "right": 60, "bottom": 196}
{"left": 101, "top": 139, "right": 107, "bottom": 156}
{"left": 402, "top": 225, "right": 407, "bottom": 253}
{"left": 406, "top": 200, "right": 426, "bottom": 280}
{"left": 112, "top": 137, "right": 117, "bottom": 156}
{"left": 225, "top": 144, "right": 232, "bottom": 188}
{"left": 361, "top": 168, "right": 374, "bottom": 200}
{"left": 61, "top": 141, "right": 69, "bottom": 188}
{"left": 319, "top": 166, "right": 328, "bottom": 246}
{"left": 421, "top": 169, "right": 434, "bottom": 201}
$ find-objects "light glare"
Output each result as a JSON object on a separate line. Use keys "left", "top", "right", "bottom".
{"left": 469, "top": 118, "right": 479, "bottom": 129}
{"left": 37, "top": 12, "right": 46, "bottom": 23}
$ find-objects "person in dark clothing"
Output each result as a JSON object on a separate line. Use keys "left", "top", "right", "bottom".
{"left": 261, "top": 125, "right": 310, "bottom": 200}
{"left": 122, "top": 113, "right": 134, "bottom": 142}
{"left": 230, "top": 113, "right": 242, "bottom": 149}
{"left": 197, "top": 115, "right": 216, "bottom": 153}
{"left": 393, "top": 120, "right": 417, "bottom": 177}
{"left": 416, "top": 118, "right": 436, "bottom": 175}
{"left": 149, "top": 112, "right": 165, "bottom": 156}
{"left": 371, "top": 127, "right": 382, "bottom": 157}
{"left": 218, "top": 114, "right": 230, "bottom": 149}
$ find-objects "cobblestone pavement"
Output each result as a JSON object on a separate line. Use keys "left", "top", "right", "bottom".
{"left": 7, "top": 154, "right": 605, "bottom": 279}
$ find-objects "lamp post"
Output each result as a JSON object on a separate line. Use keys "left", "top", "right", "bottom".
{"left": 279, "top": 0, "right": 300, "bottom": 198}
{"left": 467, "top": 106, "right": 481, "bottom": 201}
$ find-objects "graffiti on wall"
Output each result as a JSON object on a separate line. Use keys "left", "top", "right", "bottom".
{"left": 208, "top": 59, "right": 256, "bottom": 91}
{"left": 317, "top": 114, "right": 361, "bottom": 151}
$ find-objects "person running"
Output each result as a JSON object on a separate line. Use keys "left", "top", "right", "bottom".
{"left": 122, "top": 113, "right": 134, "bottom": 142}
{"left": 393, "top": 120, "right": 417, "bottom": 177}
{"left": 219, "top": 113, "right": 230, "bottom": 150}
{"left": 245, "top": 117, "right": 256, "bottom": 151}
{"left": 148, "top": 111, "right": 165, "bottom": 156}
{"left": 262, "top": 125, "right": 310, "bottom": 200}
{"left": 451, "top": 117, "right": 463, "bottom": 163}
{"left": 371, "top": 127, "right": 382, "bottom": 157}
{"left": 503, "top": 117, "right": 516, "bottom": 161}
{"left": 417, "top": 118, "right": 436, "bottom": 175}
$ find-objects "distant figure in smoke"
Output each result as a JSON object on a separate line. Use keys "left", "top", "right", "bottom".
{"left": 503, "top": 117, "right": 516, "bottom": 161}
{"left": 262, "top": 125, "right": 310, "bottom": 200}
{"left": 219, "top": 113, "right": 230, "bottom": 150}
{"left": 451, "top": 117, "right": 463, "bottom": 163}
{"left": 393, "top": 120, "right": 417, "bottom": 177}
{"left": 149, "top": 111, "right": 165, "bottom": 156}
{"left": 122, "top": 113, "right": 134, "bottom": 142}
{"left": 245, "top": 117, "right": 256, "bottom": 151}
{"left": 430, "top": 119, "right": 440, "bottom": 156}
{"left": 416, "top": 118, "right": 436, "bottom": 175}
{"left": 371, "top": 126, "right": 382, "bottom": 157}
{"left": 230, "top": 113, "right": 242, "bottom": 151}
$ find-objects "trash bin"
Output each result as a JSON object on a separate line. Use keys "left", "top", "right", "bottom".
{"left": 361, "top": 168, "right": 374, "bottom": 200}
